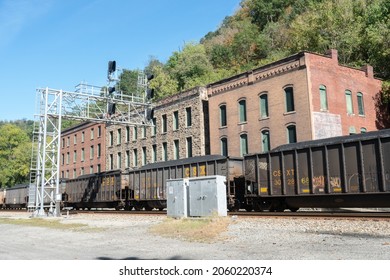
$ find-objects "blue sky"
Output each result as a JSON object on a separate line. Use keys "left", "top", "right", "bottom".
{"left": 0, "top": 0, "right": 240, "bottom": 121}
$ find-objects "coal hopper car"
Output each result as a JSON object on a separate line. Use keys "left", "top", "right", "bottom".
{"left": 2, "top": 184, "right": 29, "bottom": 209}
{"left": 63, "top": 170, "right": 127, "bottom": 210}
{"left": 244, "top": 129, "right": 390, "bottom": 211}
{"left": 126, "top": 155, "right": 245, "bottom": 211}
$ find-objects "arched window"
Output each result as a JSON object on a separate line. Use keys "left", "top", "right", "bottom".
{"left": 238, "top": 99, "right": 247, "bottom": 122}
{"left": 284, "top": 86, "right": 295, "bottom": 112}
{"left": 286, "top": 125, "right": 297, "bottom": 143}
{"left": 240, "top": 134, "right": 248, "bottom": 156}
{"left": 357, "top": 92, "right": 365, "bottom": 115}
{"left": 220, "top": 137, "right": 228, "bottom": 156}
{"left": 186, "top": 137, "right": 193, "bottom": 157}
{"left": 174, "top": 140, "right": 180, "bottom": 160}
{"left": 319, "top": 85, "right": 328, "bottom": 110}
{"left": 261, "top": 130, "right": 270, "bottom": 152}
{"left": 259, "top": 93, "right": 269, "bottom": 118}
{"left": 345, "top": 90, "right": 353, "bottom": 114}
{"left": 219, "top": 104, "right": 227, "bottom": 127}
{"left": 361, "top": 127, "right": 367, "bottom": 133}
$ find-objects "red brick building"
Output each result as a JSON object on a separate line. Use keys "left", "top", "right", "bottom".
{"left": 60, "top": 122, "right": 106, "bottom": 178}
{"left": 207, "top": 50, "right": 382, "bottom": 157}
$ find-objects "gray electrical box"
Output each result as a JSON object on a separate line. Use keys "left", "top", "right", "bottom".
{"left": 166, "top": 178, "right": 189, "bottom": 218}
{"left": 188, "top": 175, "right": 227, "bottom": 217}
{"left": 166, "top": 175, "right": 227, "bottom": 218}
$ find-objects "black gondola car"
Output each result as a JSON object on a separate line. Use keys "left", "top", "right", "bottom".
{"left": 244, "top": 129, "right": 390, "bottom": 211}
{"left": 63, "top": 170, "right": 126, "bottom": 210}
{"left": 126, "top": 155, "right": 245, "bottom": 211}
{"left": 2, "top": 185, "right": 29, "bottom": 209}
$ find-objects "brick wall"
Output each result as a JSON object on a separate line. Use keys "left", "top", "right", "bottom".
{"left": 207, "top": 50, "right": 382, "bottom": 157}
{"left": 60, "top": 122, "right": 106, "bottom": 178}
{"left": 306, "top": 50, "right": 381, "bottom": 136}
{"left": 208, "top": 53, "right": 312, "bottom": 156}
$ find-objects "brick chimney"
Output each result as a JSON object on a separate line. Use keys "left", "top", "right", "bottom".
{"left": 326, "top": 49, "right": 338, "bottom": 63}
{"left": 361, "top": 65, "right": 374, "bottom": 78}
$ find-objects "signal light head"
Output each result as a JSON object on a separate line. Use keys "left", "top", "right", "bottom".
{"left": 146, "top": 88, "right": 154, "bottom": 100}
{"left": 147, "top": 74, "right": 154, "bottom": 81}
{"left": 146, "top": 108, "right": 154, "bottom": 120}
{"left": 108, "top": 61, "right": 116, "bottom": 74}
{"left": 108, "top": 86, "right": 115, "bottom": 94}
{"left": 108, "top": 103, "right": 116, "bottom": 115}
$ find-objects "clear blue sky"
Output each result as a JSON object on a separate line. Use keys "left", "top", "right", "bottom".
{"left": 0, "top": 0, "right": 240, "bottom": 121}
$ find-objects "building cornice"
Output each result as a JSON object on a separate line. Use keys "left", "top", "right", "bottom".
{"left": 154, "top": 86, "right": 208, "bottom": 110}
{"left": 208, "top": 52, "right": 306, "bottom": 96}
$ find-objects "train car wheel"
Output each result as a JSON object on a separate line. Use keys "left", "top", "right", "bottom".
{"left": 254, "top": 200, "right": 272, "bottom": 211}
{"left": 228, "top": 199, "right": 241, "bottom": 212}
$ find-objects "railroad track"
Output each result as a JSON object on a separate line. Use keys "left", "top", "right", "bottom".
{"left": 62, "top": 209, "right": 390, "bottom": 219}
{"left": 230, "top": 210, "right": 390, "bottom": 219}
{"left": 2, "top": 208, "right": 390, "bottom": 219}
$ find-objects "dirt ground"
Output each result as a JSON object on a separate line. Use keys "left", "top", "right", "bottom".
{"left": 1, "top": 211, "right": 390, "bottom": 260}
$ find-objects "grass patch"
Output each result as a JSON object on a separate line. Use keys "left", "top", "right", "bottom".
{"left": 149, "top": 216, "right": 231, "bottom": 243}
{"left": 0, "top": 217, "right": 97, "bottom": 232}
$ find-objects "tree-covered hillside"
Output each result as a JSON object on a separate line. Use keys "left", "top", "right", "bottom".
{"left": 146, "top": 0, "right": 389, "bottom": 98}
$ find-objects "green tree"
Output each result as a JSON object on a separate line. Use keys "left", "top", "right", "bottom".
{"left": 242, "top": 0, "right": 295, "bottom": 30}
{"left": 288, "top": 0, "right": 365, "bottom": 64}
{"left": 147, "top": 63, "right": 178, "bottom": 100}
{"left": 61, "top": 119, "right": 82, "bottom": 130}
{"left": 374, "top": 81, "right": 390, "bottom": 129}
{"left": 165, "top": 43, "right": 214, "bottom": 91}
{"left": 0, "top": 119, "right": 34, "bottom": 139}
{"left": 0, "top": 124, "right": 31, "bottom": 188}
{"left": 361, "top": 0, "right": 390, "bottom": 79}
{"left": 230, "top": 19, "right": 268, "bottom": 69}
{"left": 118, "top": 69, "right": 139, "bottom": 96}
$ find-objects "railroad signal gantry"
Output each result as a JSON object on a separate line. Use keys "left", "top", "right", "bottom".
{"left": 29, "top": 64, "right": 153, "bottom": 217}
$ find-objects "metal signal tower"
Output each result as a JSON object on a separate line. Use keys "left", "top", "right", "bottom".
{"left": 29, "top": 62, "right": 154, "bottom": 217}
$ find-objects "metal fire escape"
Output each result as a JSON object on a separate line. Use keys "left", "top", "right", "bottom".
{"left": 29, "top": 65, "right": 151, "bottom": 217}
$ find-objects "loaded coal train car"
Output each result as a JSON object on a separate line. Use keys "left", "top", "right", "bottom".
{"left": 0, "top": 184, "right": 29, "bottom": 209}
{"left": 0, "top": 181, "right": 66, "bottom": 210}
{"left": 243, "top": 129, "right": 390, "bottom": 211}
{"left": 126, "top": 155, "right": 245, "bottom": 211}
{"left": 63, "top": 170, "right": 127, "bottom": 210}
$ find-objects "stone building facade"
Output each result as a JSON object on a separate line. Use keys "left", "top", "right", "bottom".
{"left": 207, "top": 49, "right": 382, "bottom": 157}
{"left": 105, "top": 87, "right": 209, "bottom": 171}
{"left": 60, "top": 122, "right": 106, "bottom": 178}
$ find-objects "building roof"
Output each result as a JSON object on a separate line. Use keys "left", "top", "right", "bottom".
{"left": 61, "top": 121, "right": 93, "bottom": 135}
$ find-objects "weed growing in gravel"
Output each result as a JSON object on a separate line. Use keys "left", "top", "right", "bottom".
{"left": 0, "top": 217, "right": 97, "bottom": 231}
{"left": 149, "top": 216, "right": 231, "bottom": 243}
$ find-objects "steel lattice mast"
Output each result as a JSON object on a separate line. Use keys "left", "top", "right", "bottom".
{"left": 29, "top": 68, "right": 152, "bottom": 217}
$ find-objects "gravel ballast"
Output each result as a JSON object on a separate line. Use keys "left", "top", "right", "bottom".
{"left": 0, "top": 211, "right": 389, "bottom": 260}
